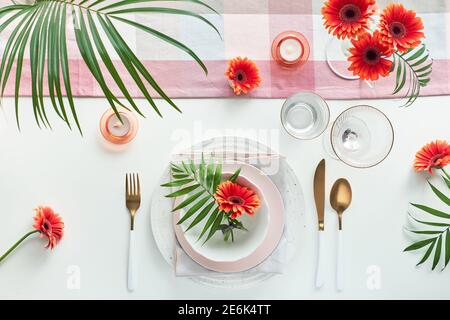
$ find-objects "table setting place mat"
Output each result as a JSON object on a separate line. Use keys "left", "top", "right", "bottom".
{"left": 150, "top": 137, "right": 304, "bottom": 287}
{"left": 1, "top": 0, "right": 449, "bottom": 100}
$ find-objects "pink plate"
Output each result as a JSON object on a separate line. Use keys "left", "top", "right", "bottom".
{"left": 173, "top": 162, "right": 285, "bottom": 273}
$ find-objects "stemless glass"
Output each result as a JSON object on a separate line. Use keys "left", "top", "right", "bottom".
{"left": 325, "top": 37, "right": 360, "bottom": 81}
{"left": 280, "top": 92, "right": 330, "bottom": 140}
{"left": 330, "top": 105, "right": 394, "bottom": 168}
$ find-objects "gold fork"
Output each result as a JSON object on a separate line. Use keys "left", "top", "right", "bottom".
{"left": 125, "top": 173, "right": 141, "bottom": 292}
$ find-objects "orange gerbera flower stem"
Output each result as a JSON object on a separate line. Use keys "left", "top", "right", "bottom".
{"left": 0, "top": 230, "right": 40, "bottom": 264}
{"left": 1, "top": 206, "right": 64, "bottom": 264}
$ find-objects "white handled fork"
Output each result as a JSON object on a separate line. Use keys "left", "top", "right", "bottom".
{"left": 125, "top": 173, "right": 141, "bottom": 292}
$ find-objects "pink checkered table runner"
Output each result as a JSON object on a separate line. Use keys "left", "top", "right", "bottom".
{"left": 1, "top": 0, "right": 449, "bottom": 100}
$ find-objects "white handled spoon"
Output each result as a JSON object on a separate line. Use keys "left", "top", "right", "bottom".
{"left": 330, "top": 178, "right": 352, "bottom": 292}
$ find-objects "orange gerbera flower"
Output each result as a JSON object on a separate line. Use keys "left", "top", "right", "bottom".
{"left": 33, "top": 206, "right": 64, "bottom": 249}
{"left": 214, "top": 181, "right": 260, "bottom": 219}
{"left": 225, "top": 57, "right": 261, "bottom": 95}
{"left": 414, "top": 140, "right": 450, "bottom": 174}
{"left": 321, "top": 0, "right": 376, "bottom": 40}
{"left": 379, "top": 3, "right": 424, "bottom": 53}
{"left": 347, "top": 32, "right": 393, "bottom": 81}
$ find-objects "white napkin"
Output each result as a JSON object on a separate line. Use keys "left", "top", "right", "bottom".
{"left": 171, "top": 153, "right": 291, "bottom": 277}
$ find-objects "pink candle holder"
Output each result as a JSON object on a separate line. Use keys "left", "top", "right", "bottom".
{"left": 272, "top": 31, "right": 310, "bottom": 68}
{"left": 100, "top": 109, "right": 139, "bottom": 145}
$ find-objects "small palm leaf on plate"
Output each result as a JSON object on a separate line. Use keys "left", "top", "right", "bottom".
{"left": 0, "top": 0, "right": 220, "bottom": 133}
{"left": 162, "top": 155, "right": 241, "bottom": 244}
{"left": 404, "top": 176, "right": 450, "bottom": 271}
{"left": 391, "top": 44, "right": 433, "bottom": 107}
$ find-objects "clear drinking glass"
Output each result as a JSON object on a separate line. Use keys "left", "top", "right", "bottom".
{"left": 325, "top": 37, "right": 359, "bottom": 81}
{"left": 330, "top": 105, "right": 394, "bottom": 168}
{"left": 280, "top": 92, "right": 330, "bottom": 140}
{"left": 325, "top": 37, "right": 376, "bottom": 88}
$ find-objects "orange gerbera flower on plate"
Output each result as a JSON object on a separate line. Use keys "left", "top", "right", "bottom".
{"left": 414, "top": 140, "right": 450, "bottom": 174}
{"left": 379, "top": 3, "right": 424, "bottom": 53}
{"left": 214, "top": 181, "right": 260, "bottom": 219}
{"left": 347, "top": 32, "right": 393, "bottom": 81}
{"left": 225, "top": 57, "right": 261, "bottom": 95}
{"left": 33, "top": 206, "right": 65, "bottom": 249}
{"left": 322, "top": 0, "right": 376, "bottom": 39}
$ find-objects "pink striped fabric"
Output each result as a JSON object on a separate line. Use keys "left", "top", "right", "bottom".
{"left": 1, "top": 0, "right": 448, "bottom": 100}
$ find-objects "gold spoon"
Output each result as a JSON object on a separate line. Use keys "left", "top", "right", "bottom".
{"left": 330, "top": 178, "right": 352, "bottom": 291}
{"left": 330, "top": 178, "right": 352, "bottom": 230}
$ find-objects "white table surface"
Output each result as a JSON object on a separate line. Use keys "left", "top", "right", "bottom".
{"left": 0, "top": 95, "right": 448, "bottom": 300}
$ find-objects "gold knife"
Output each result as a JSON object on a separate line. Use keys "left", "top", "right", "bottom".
{"left": 314, "top": 159, "right": 325, "bottom": 288}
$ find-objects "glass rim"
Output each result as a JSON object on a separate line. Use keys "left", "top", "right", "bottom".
{"left": 280, "top": 91, "right": 330, "bottom": 141}
{"left": 330, "top": 104, "right": 395, "bottom": 169}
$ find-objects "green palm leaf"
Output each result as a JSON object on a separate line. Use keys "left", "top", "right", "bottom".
{"left": 404, "top": 238, "right": 436, "bottom": 252}
{"left": 185, "top": 201, "right": 215, "bottom": 232}
{"left": 177, "top": 195, "right": 210, "bottom": 225}
{"left": 108, "top": 7, "right": 221, "bottom": 38}
{"left": 432, "top": 235, "right": 442, "bottom": 270}
{"left": 161, "top": 178, "right": 194, "bottom": 187}
{"left": 86, "top": 10, "right": 143, "bottom": 117}
{"left": 443, "top": 170, "right": 450, "bottom": 181}
{"left": 445, "top": 229, "right": 450, "bottom": 268}
{"left": 0, "top": 0, "right": 219, "bottom": 133}
{"left": 165, "top": 184, "right": 200, "bottom": 198}
{"left": 410, "top": 203, "right": 450, "bottom": 219}
{"left": 213, "top": 163, "right": 222, "bottom": 192}
{"left": 170, "top": 164, "right": 183, "bottom": 173}
{"left": 171, "top": 190, "right": 204, "bottom": 212}
{"left": 407, "top": 230, "right": 444, "bottom": 235}
{"left": 407, "top": 213, "right": 450, "bottom": 227}
{"left": 96, "top": 0, "right": 219, "bottom": 15}
{"left": 198, "top": 154, "right": 206, "bottom": 184}
{"left": 416, "top": 239, "right": 435, "bottom": 266}
{"left": 442, "top": 172, "right": 450, "bottom": 189}
{"left": 391, "top": 45, "right": 433, "bottom": 107}
{"left": 205, "top": 160, "right": 214, "bottom": 191}
{"left": 228, "top": 168, "right": 241, "bottom": 182}
{"left": 428, "top": 181, "right": 450, "bottom": 206}
{"left": 445, "top": 177, "right": 450, "bottom": 189}
{"left": 162, "top": 156, "right": 244, "bottom": 244}
{"left": 198, "top": 207, "right": 219, "bottom": 240}
{"left": 203, "top": 210, "right": 224, "bottom": 244}
{"left": 405, "top": 179, "right": 450, "bottom": 271}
